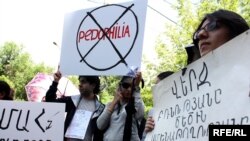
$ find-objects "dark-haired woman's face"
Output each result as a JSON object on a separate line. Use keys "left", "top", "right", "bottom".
{"left": 119, "top": 78, "right": 133, "bottom": 99}
{"left": 196, "top": 19, "right": 231, "bottom": 56}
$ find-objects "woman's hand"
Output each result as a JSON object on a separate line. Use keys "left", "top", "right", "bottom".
{"left": 108, "top": 87, "right": 123, "bottom": 113}
{"left": 144, "top": 116, "right": 155, "bottom": 133}
{"left": 53, "top": 70, "right": 62, "bottom": 83}
{"left": 134, "top": 71, "right": 142, "bottom": 87}
{"left": 113, "top": 87, "right": 123, "bottom": 104}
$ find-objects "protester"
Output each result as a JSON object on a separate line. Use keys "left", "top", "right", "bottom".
{"left": 45, "top": 70, "right": 105, "bottom": 141}
{"left": 0, "top": 80, "right": 14, "bottom": 100}
{"left": 155, "top": 71, "right": 174, "bottom": 84}
{"left": 141, "top": 71, "right": 174, "bottom": 141}
{"left": 97, "top": 70, "right": 144, "bottom": 141}
{"left": 186, "top": 9, "right": 249, "bottom": 64}
{"left": 193, "top": 9, "right": 249, "bottom": 57}
{"left": 141, "top": 9, "right": 249, "bottom": 140}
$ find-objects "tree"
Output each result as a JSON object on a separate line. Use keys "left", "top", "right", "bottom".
{"left": 141, "top": 0, "right": 250, "bottom": 113}
{"left": 99, "top": 76, "right": 120, "bottom": 104}
{"left": 0, "top": 42, "right": 53, "bottom": 100}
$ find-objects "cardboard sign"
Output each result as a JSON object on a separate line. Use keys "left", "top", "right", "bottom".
{"left": 0, "top": 100, "right": 65, "bottom": 141}
{"left": 145, "top": 30, "right": 250, "bottom": 141}
{"left": 60, "top": 0, "right": 148, "bottom": 75}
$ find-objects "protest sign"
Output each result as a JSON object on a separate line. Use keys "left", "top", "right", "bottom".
{"left": 60, "top": 0, "right": 148, "bottom": 75}
{"left": 65, "top": 110, "right": 92, "bottom": 139}
{"left": 145, "top": 30, "right": 250, "bottom": 141}
{"left": 0, "top": 100, "right": 65, "bottom": 141}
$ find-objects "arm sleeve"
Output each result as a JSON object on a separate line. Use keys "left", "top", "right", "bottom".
{"left": 96, "top": 102, "right": 112, "bottom": 130}
{"left": 133, "top": 91, "right": 145, "bottom": 119}
{"left": 45, "top": 81, "right": 73, "bottom": 112}
{"left": 45, "top": 81, "right": 58, "bottom": 102}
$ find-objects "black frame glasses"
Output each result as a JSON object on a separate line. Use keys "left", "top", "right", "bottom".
{"left": 194, "top": 21, "right": 220, "bottom": 40}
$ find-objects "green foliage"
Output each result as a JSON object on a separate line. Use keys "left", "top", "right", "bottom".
{"left": 1, "top": 0, "right": 249, "bottom": 114}
{"left": 141, "top": 86, "right": 153, "bottom": 114}
{"left": 28, "top": 0, "right": 247, "bottom": 113}
{"left": 141, "top": 0, "right": 250, "bottom": 112}
{"left": 239, "top": 0, "right": 250, "bottom": 25}
{"left": 99, "top": 76, "right": 120, "bottom": 104}
{"left": 67, "top": 75, "right": 79, "bottom": 86}
{"left": 0, "top": 42, "right": 53, "bottom": 100}
{"left": 0, "top": 75, "right": 14, "bottom": 88}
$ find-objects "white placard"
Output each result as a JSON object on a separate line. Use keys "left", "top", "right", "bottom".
{"left": 65, "top": 110, "right": 92, "bottom": 139}
{"left": 145, "top": 30, "right": 250, "bottom": 141}
{"left": 60, "top": 0, "right": 148, "bottom": 76}
{"left": 0, "top": 100, "right": 65, "bottom": 141}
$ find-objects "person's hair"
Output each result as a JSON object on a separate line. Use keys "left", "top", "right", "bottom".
{"left": 78, "top": 76, "right": 101, "bottom": 94}
{"left": 193, "top": 9, "right": 249, "bottom": 49}
{"left": 120, "top": 76, "right": 133, "bottom": 83}
{"left": 157, "top": 71, "right": 174, "bottom": 81}
{"left": 0, "top": 80, "right": 13, "bottom": 100}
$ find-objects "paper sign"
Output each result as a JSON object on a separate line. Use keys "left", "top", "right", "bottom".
{"left": 145, "top": 30, "right": 250, "bottom": 141}
{"left": 60, "top": 0, "right": 148, "bottom": 75}
{"left": 65, "top": 110, "right": 92, "bottom": 139}
{"left": 0, "top": 100, "right": 65, "bottom": 141}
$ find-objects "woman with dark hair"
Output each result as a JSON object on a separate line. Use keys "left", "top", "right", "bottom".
{"left": 0, "top": 80, "right": 14, "bottom": 100}
{"left": 193, "top": 9, "right": 249, "bottom": 56}
{"left": 142, "top": 9, "right": 249, "bottom": 140}
{"left": 97, "top": 72, "right": 144, "bottom": 141}
{"left": 45, "top": 70, "right": 105, "bottom": 141}
{"left": 155, "top": 71, "right": 174, "bottom": 84}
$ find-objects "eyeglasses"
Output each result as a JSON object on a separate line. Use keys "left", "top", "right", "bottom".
{"left": 120, "top": 82, "right": 132, "bottom": 89}
{"left": 194, "top": 21, "right": 220, "bottom": 40}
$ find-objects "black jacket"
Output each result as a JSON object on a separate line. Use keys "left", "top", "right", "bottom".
{"left": 46, "top": 81, "right": 105, "bottom": 141}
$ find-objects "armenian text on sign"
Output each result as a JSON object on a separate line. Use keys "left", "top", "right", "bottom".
{"left": 0, "top": 100, "right": 65, "bottom": 141}
{"left": 145, "top": 30, "right": 250, "bottom": 141}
